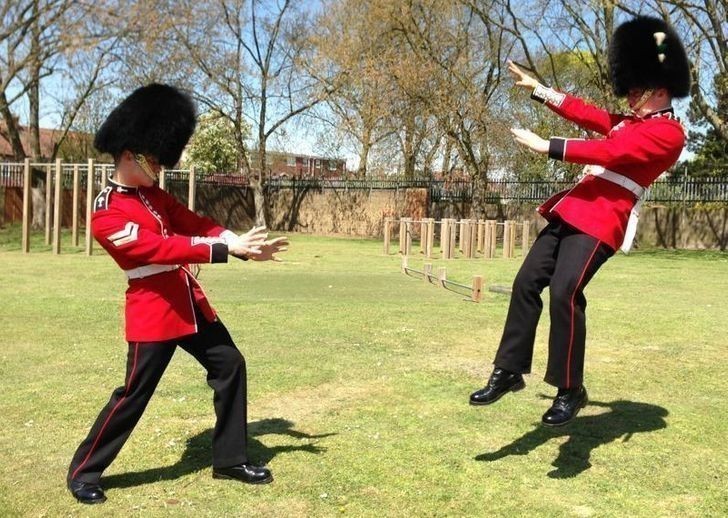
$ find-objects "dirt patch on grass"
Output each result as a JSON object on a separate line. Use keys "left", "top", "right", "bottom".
{"left": 251, "top": 381, "right": 390, "bottom": 423}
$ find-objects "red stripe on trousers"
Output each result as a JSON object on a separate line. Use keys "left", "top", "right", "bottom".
{"left": 71, "top": 342, "right": 140, "bottom": 480}
{"left": 565, "top": 243, "right": 601, "bottom": 388}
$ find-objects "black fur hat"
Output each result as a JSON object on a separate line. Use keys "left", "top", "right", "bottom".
{"left": 94, "top": 84, "right": 197, "bottom": 167}
{"left": 609, "top": 16, "right": 690, "bottom": 98}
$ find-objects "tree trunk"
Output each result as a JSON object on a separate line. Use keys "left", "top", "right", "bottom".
{"left": 0, "top": 93, "right": 25, "bottom": 159}
{"left": 254, "top": 141, "right": 269, "bottom": 227}
{"left": 358, "top": 131, "right": 371, "bottom": 177}
{"left": 253, "top": 180, "right": 266, "bottom": 228}
{"left": 403, "top": 113, "right": 416, "bottom": 178}
{"left": 31, "top": 183, "right": 44, "bottom": 229}
{"left": 440, "top": 138, "right": 452, "bottom": 175}
{"left": 29, "top": 0, "right": 45, "bottom": 230}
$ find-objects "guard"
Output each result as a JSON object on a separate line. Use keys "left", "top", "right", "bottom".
{"left": 67, "top": 84, "right": 288, "bottom": 504}
{"left": 469, "top": 16, "right": 690, "bottom": 426}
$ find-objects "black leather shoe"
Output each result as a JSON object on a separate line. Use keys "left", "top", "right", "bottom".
{"left": 213, "top": 463, "right": 273, "bottom": 484}
{"left": 68, "top": 479, "right": 106, "bottom": 504}
{"left": 469, "top": 367, "right": 525, "bottom": 405}
{"left": 542, "top": 386, "right": 588, "bottom": 427}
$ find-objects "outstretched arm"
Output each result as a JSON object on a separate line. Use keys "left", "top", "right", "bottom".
{"left": 508, "top": 60, "right": 623, "bottom": 135}
{"left": 510, "top": 128, "right": 549, "bottom": 154}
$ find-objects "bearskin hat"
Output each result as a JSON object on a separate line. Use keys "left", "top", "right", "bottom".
{"left": 609, "top": 16, "right": 690, "bottom": 98}
{"left": 94, "top": 84, "right": 197, "bottom": 167}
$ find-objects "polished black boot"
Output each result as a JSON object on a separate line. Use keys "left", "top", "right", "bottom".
{"left": 542, "top": 386, "right": 588, "bottom": 427}
{"left": 68, "top": 479, "right": 106, "bottom": 504}
{"left": 469, "top": 367, "right": 525, "bottom": 405}
{"left": 212, "top": 463, "right": 273, "bottom": 484}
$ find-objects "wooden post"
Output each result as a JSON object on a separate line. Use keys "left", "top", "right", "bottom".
{"left": 423, "top": 263, "right": 432, "bottom": 284}
{"left": 420, "top": 220, "right": 427, "bottom": 254}
{"left": 437, "top": 266, "right": 447, "bottom": 287}
{"left": 159, "top": 167, "right": 166, "bottom": 190}
{"left": 21, "top": 159, "right": 31, "bottom": 253}
{"left": 44, "top": 164, "right": 52, "bottom": 245}
{"left": 483, "top": 220, "right": 492, "bottom": 258}
{"left": 426, "top": 218, "right": 435, "bottom": 258}
{"left": 401, "top": 254, "right": 409, "bottom": 273}
{"left": 483, "top": 220, "right": 493, "bottom": 258}
{"left": 188, "top": 165, "right": 196, "bottom": 211}
{"left": 52, "top": 158, "right": 63, "bottom": 254}
{"left": 469, "top": 220, "right": 478, "bottom": 258}
{"left": 477, "top": 220, "right": 484, "bottom": 252}
{"left": 509, "top": 220, "right": 517, "bottom": 257}
{"left": 461, "top": 219, "right": 469, "bottom": 257}
{"left": 522, "top": 220, "right": 530, "bottom": 255}
{"left": 440, "top": 218, "right": 450, "bottom": 259}
{"left": 463, "top": 219, "right": 473, "bottom": 258}
{"left": 459, "top": 219, "right": 467, "bottom": 252}
{"left": 404, "top": 218, "right": 412, "bottom": 256}
{"left": 489, "top": 221, "right": 497, "bottom": 258}
{"left": 72, "top": 164, "right": 80, "bottom": 247}
{"left": 466, "top": 220, "right": 472, "bottom": 257}
{"left": 383, "top": 218, "right": 391, "bottom": 255}
{"left": 399, "top": 219, "right": 406, "bottom": 254}
{"left": 472, "top": 275, "right": 483, "bottom": 303}
{"left": 503, "top": 221, "right": 512, "bottom": 258}
{"left": 85, "top": 159, "right": 95, "bottom": 256}
{"left": 449, "top": 218, "right": 457, "bottom": 259}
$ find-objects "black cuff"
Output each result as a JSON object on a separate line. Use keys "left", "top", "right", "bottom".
{"left": 548, "top": 138, "right": 566, "bottom": 161}
{"left": 530, "top": 90, "right": 546, "bottom": 104}
{"left": 211, "top": 242, "right": 229, "bottom": 263}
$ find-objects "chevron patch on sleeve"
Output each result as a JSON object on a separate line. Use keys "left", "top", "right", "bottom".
{"left": 107, "top": 222, "right": 140, "bottom": 247}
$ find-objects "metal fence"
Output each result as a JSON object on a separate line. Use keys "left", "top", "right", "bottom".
{"left": 3, "top": 161, "right": 728, "bottom": 204}
{"left": 0, "top": 162, "right": 114, "bottom": 189}
{"left": 260, "top": 176, "right": 728, "bottom": 204}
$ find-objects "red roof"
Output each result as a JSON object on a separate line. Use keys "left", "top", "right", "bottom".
{"left": 0, "top": 124, "right": 90, "bottom": 160}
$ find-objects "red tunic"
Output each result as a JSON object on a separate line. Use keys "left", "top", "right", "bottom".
{"left": 92, "top": 180, "right": 230, "bottom": 341}
{"left": 534, "top": 89, "right": 685, "bottom": 250}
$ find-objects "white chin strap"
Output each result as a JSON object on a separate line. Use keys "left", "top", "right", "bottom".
{"left": 631, "top": 89, "right": 655, "bottom": 115}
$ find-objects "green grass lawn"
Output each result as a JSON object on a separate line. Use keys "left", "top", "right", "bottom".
{"left": 0, "top": 224, "right": 726, "bottom": 517}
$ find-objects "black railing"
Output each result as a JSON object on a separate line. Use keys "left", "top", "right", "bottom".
{"left": 259, "top": 177, "right": 728, "bottom": 203}
{"left": 3, "top": 161, "right": 728, "bottom": 203}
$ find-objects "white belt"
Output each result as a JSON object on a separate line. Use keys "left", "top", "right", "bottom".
{"left": 586, "top": 166, "right": 645, "bottom": 198}
{"left": 125, "top": 264, "right": 180, "bottom": 280}
{"left": 584, "top": 165, "right": 646, "bottom": 254}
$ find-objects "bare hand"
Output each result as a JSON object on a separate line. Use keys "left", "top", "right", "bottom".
{"left": 507, "top": 60, "right": 540, "bottom": 90}
{"left": 249, "top": 236, "right": 289, "bottom": 262}
{"left": 511, "top": 128, "right": 549, "bottom": 154}
{"left": 227, "top": 226, "right": 268, "bottom": 258}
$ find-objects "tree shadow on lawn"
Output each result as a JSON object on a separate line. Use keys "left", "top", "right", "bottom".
{"left": 102, "top": 418, "right": 335, "bottom": 489}
{"left": 475, "top": 399, "right": 668, "bottom": 479}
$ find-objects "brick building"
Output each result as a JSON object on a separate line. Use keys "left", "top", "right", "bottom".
{"left": 251, "top": 150, "right": 347, "bottom": 179}
{"left": 0, "top": 123, "right": 95, "bottom": 161}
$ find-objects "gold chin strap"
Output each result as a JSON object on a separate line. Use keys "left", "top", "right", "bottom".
{"left": 134, "top": 154, "right": 158, "bottom": 182}
{"left": 631, "top": 89, "right": 655, "bottom": 115}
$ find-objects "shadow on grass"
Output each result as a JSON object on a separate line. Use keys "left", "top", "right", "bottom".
{"left": 475, "top": 400, "right": 668, "bottom": 479}
{"left": 102, "top": 418, "right": 335, "bottom": 489}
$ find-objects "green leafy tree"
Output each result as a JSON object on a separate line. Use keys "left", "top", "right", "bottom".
{"left": 682, "top": 73, "right": 728, "bottom": 178}
{"left": 184, "top": 112, "right": 242, "bottom": 174}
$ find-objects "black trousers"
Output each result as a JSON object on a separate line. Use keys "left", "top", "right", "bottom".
{"left": 494, "top": 220, "right": 614, "bottom": 388}
{"left": 68, "top": 318, "right": 248, "bottom": 484}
